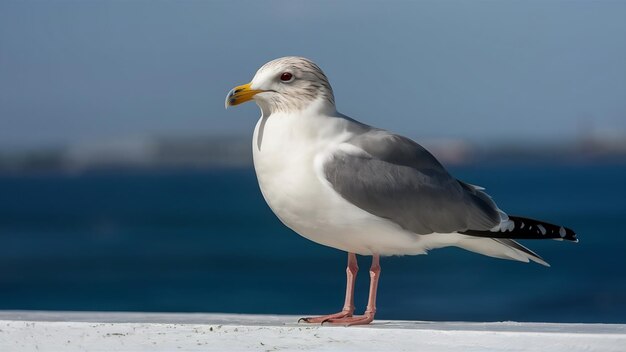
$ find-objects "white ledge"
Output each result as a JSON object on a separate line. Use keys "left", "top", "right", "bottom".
{"left": 1, "top": 311, "right": 625, "bottom": 351}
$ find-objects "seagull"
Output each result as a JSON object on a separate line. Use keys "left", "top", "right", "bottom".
{"left": 225, "top": 56, "right": 577, "bottom": 326}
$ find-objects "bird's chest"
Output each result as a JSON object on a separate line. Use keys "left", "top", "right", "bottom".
{"left": 251, "top": 116, "right": 336, "bottom": 229}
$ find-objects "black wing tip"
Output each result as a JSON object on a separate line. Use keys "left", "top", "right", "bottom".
{"left": 462, "top": 216, "right": 578, "bottom": 242}
{"left": 508, "top": 216, "right": 579, "bottom": 242}
{"left": 554, "top": 231, "right": 579, "bottom": 243}
{"left": 562, "top": 225, "right": 579, "bottom": 243}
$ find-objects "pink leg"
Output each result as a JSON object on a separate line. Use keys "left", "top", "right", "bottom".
{"left": 323, "top": 254, "right": 381, "bottom": 326}
{"left": 299, "top": 253, "right": 358, "bottom": 323}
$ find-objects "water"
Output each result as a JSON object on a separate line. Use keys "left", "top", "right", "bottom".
{"left": 0, "top": 164, "right": 625, "bottom": 323}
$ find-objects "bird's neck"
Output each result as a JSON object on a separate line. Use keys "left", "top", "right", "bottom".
{"left": 253, "top": 99, "right": 351, "bottom": 153}
{"left": 257, "top": 97, "right": 337, "bottom": 120}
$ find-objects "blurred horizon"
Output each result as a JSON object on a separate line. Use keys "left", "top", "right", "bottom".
{"left": 1, "top": 131, "right": 626, "bottom": 175}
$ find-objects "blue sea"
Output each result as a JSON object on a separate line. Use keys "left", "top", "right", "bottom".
{"left": 0, "top": 164, "right": 625, "bottom": 323}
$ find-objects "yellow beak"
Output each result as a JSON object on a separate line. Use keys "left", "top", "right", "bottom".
{"left": 225, "top": 83, "right": 264, "bottom": 108}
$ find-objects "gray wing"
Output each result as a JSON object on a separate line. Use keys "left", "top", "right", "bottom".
{"left": 324, "top": 129, "right": 501, "bottom": 235}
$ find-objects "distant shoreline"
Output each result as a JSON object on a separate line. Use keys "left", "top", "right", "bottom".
{"left": 1, "top": 135, "right": 625, "bottom": 175}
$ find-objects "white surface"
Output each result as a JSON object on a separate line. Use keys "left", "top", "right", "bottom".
{"left": 1, "top": 311, "right": 625, "bottom": 352}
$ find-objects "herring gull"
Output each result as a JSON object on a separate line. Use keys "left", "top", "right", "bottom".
{"left": 225, "top": 56, "right": 577, "bottom": 326}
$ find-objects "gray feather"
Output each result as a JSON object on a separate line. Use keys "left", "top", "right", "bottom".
{"left": 324, "top": 130, "right": 501, "bottom": 235}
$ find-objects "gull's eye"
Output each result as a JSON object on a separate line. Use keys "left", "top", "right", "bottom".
{"left": 280, "top": 72, "right": 294, "bottom": 82}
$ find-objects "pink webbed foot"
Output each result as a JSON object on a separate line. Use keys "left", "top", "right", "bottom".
{"left": 298, "top": 310, "right": 353, "bottom": 324}
{"left": 322, "top": 311, "right": 375, "bottom": 326}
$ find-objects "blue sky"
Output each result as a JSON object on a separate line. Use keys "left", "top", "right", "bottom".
{"left": 1, "top": 0, "right": 625, "bottom": 149}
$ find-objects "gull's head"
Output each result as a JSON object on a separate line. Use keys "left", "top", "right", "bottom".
{"left": 225, "top": 56, "right": 335, "bottom": 114}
